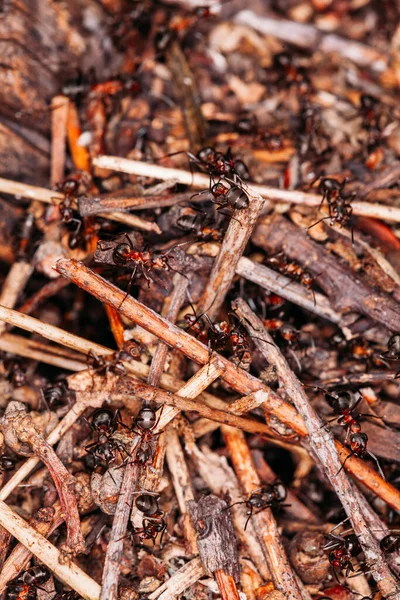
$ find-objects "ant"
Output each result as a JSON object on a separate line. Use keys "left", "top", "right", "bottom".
{"left": 42, "top": 380, "right": 75, "bottom": 409}
{"left": 226, "top": 480, "right": 288, "bottom": 530}
{"left": 166, "top": 146, "right": 250, "bottom": 184}
{"left": 309, "top": 177, "right": 355, "bottom": 237}
{"left": 265, "top": 252, "right": 315, "bottom": 303}
{"left": 311, "top": 386, "right": 385, "bottom": 478}
{"left": 176, "top": 206, "right": 225, "bottom": 243}
{"left": 131, "top": 492, "right": 167, "bottom": 546}
{"left": 53, "top": 176, "right": 87, "bottom": 249}
{"left": 97, "top": 234, "right": 173, "bottom": 289}
{"left": 131, "top": 404, "right": 163, "bottom": 466}
{"left": 347, "top": 338, "right": 388, "bottom": 372}
{"left": 16, "top": 212, "right": 36, "bottom": 260}
{"left": 271, "top": 51, "right": 310, "bottom": 95}
{"left": 0, "top": 455, "right": 15, "bottom": 475}
{"left": 4, "top": 358, "right": 27, "bottom": 387}
{"left": 324, "top": 525, "right": 362, "bottom": 580}
{"left": 210, "top": 182, "right": 250, "bottom": 212}
{"left": 380, "top": 532, "right": 400, "bottom": 554}
{"left": 86, "top": 350, "right": 129, "bottom": 379}
{"left": 381, "top": 332, "right": 400, "bottom": 378}
{"left": 84, "top": 408, "right": 127, "bottom": 468}
{"left": 6, "top": 565, "right": 50, "bottom": 600}
{"left": 183, "top": 306, "right": 253, "bottom": 369}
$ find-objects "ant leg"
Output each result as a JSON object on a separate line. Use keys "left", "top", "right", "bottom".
{"left": 307, "top": 216, "right": 331, "bottom": 231}
{"left": 159, "top": 523, "right": 167, "bottom": 548}
{"left": 118, "top": 266, "right": 137, "bottom": 309}
{"left": 366, "top": 449, "right": 386, "bottom": 480}
{"left": 244, "top": 506, "right": 253, "bottom": 531}
{"left": 336, "top": 451, "right": 354, "bottom": 476}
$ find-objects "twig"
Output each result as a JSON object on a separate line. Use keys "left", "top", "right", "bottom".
{"left": 50, "top": 95, "right": 68, "bottom": 187}
{"left": 0, "top": 502, "right": 65, "bottom": 593}
{"left": 0, "top": 262, "right": 34, "bottom": 335}
{"left": 252, "top": 214, "right": 400, "bottom": 332}
{"left": 222, "top": 426, "right": 305, "bottom": 600}
{"left": 236, "top": 257, "right": 341, "bottom": 324}
{"left": 197, "top": 183, "right": 265, "bottom": 320}
{"left": 0, "top": 500, "right": 100, "bottom": 600}
{"left": 0, "top": 381, "right": 115, "bottom": 501}
{"left": 148, "top": 557, "right": 205, "bottom": 600}
{"left": 91, "top": 156, "right": 400, "bottom": 223}
{"left": 233, "top": 298, "right": 400, "bottom": 599}
{"left": 1, "top": 401, "right": 85, "bottom": 556}
{"left": 187, "top": 495, "right": 241, "bottom": 599}
{"left": 118, "top": 378, "right": 284, "bottom": 438}
{"left": 0, "top": 177, "right": 160, "bottom": 232}
{"left": 188, "top": 443, "right": 272, "bottom": 581}
{"left": 99, "top": 439, "right": 140, "bottom": 600}
{"left": 234, "top": 10, "right": 387, "bottom": 72}
{"left": 54, "top": 258, "right": 400, "bottom": 510}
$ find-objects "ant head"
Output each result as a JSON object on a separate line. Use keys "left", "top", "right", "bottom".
{"left": 334, "top": 390, "right": 358, "bottom": 412}
{"left": 0, "top": 456, "right": 15, "bottom": 471}
{"left": 360, "top": 94, "right": 377, "bottom": 111}
{"left": 380, "top": 533, "right": 400, "bottom": 554}
{"left": 91, "top": 409, "right": 114, "bottom": 430}
{"left": 388, "top": 333, "right": 400, "bottom": 353}
{"left": 136, "top": 405, "right": 157, "bottom": 430}
{"left": 272, "top": 481, "right": 287, "bottom": 502}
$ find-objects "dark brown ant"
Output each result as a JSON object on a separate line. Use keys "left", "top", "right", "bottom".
{"left": 84, "top": 408, "right": 127, "bottom": 468}
{"left": 176, "top": 208, "right": 224, "bottom": 243}
{"left": 42, "top": 380, "right": 75, "bottom": 409}
{"left": 86, "top": 350, "right": 128, "bottom": 379}
{"left": 53, "top": 176, "right": 86, "bottom": 249}
{"left": 381, "top": 332, "right": 400, "bottom": 378}
{"left": 6, "top": 565, "right": 51, "bottom": 600}
{"left": 4, "top": 358, "right": 27, "bottom": 387}
{"left": 271, "top": 51, "right": 310, "bottom": 95}
{"left": 380, "top": 532, "right": 400, "bottom": 554}
{"left": 0, "top": 455, "right": 15, "bottom": 474}
{"left": 132, "top": 492, "right": 167, "bottom": 546}
{"left": 226, "top": 481, "right": 288, "bottom": 530}
{"left": 165, "top": 146, "right": 250, "bottom": 184}
{"left": 131, "top": 404, "right": 162, "bottom": 466}
{"left": 309, "top": 177, "right": 355, "bottom": 238}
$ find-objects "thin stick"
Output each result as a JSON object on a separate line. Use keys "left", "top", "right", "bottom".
{"left": 90, "top": 157, "right": 400, "bottom": 223}
{"left": 0, "top": 500, "right": 100, "bottom": 600}
{"left": 0, "top": 177, "right": 160, "bottom": 232}
{"left": 54, "top": 258, "right": 400, "bottom": 511}
{"left": 214, "top": 569, "right": 241, "bottom": 600}
{"left": 222, "top": 426, "right": 304, "bottom": 600}
{"left": 234, "top": 10, "right": 387, "bottom": 71}
{"left": 197, "top": 183, "right": 265, "bottom": 320}
{"left": 236, "top": 257, "right": 340, "bottom": 324}
{"left": 99, "top": 440, "right": 140, "bottom": 600}
{"left": 0, "top": 262, "right": 33, "bottom": 335}
{"left": 189, "top": 443, "right": 272, "bottom": 581}
{"left": 148, "top": 557, "right": 205, "bottom": 600}
{"left": 233, "top": 298, "right": 400, "bottom": 599}
{"left": 0, "top": 380, "right": 115, "bottom": 502}
{"left": 118, "top": 378, "right": 282, "bottom": 438}
{"left": 50, "top": 95, "right": 68, "bottom": 187}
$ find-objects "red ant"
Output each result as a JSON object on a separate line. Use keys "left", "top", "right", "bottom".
{"left": 381, "top": 332, "right": 400, "bottom": 378}
{"left": 324, "top": 524, "right": 362, "bottom": 580}
{"left": 226, "top": 481, "right": 288, "bottom": 530}
{"left": 182, "top": 306, "right": 254, "bottom": 370}
{"left": 271, "top": 51, "right": 310, "bottom": 95}
{"left": 84, "top": 408, "right": 127, "bottom": 468}
{"left": 312, "top": 387, "right": 385, "bottom": 478}
{"left": 265, "top": 252, "right": 315, "bottom": 304}
{"left": 6, "top": 566, "right": 51, "bottom": 600}
{"left": 131, "top": 492, "right": 167, "bottom": 547}
{"left": 348, "top": 338, "right": 388, "bottom": 372}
